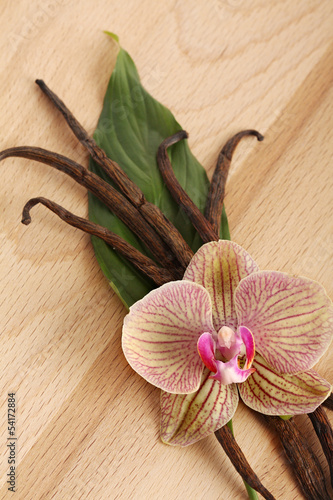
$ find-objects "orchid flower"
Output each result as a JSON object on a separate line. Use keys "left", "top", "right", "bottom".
{"left": 122, "top": 240, "right": 332, "bottom": 446}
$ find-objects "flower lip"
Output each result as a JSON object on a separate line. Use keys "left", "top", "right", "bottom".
{"left": 210, "top": 357, "right": 256, "bottom": 385}
{"left": 197, "top": 326, "right": 256, "bottom": 385}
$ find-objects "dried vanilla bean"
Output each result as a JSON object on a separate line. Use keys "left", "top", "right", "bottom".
{"left": 35, "top": 80, "right": 193, "bottom": 268}
{"left": 0, "top": 146, "right": 180, "bottom": 271}
{"left": 22, "top": 197, "right": 178, "bottom": 285}
{"left": 205, "top": 130, "right": 264, "bottom": 234}
{"left": 322, "top": 394, "right": 333, "bottom": 411}
{"left": 262, "top": 415, "right": 330, "bottom": 500}
{"left": 308, "top": 406, "right": 333, "bottom": 489}
{"left": 214, "top": 426, "right": 276, "bottom": 500}
{"left": 157, "top": 131, "right": 219, "bottom": 243}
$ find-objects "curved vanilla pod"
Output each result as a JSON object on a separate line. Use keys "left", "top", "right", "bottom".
{"left": 0, "top": 146, "right": 180, "bottom": 272}
{"left": 215, "top": 426, "right": 276, "bottom": 500}
{"left": 157, "top": 131, "right": 219, "bottom": 243}
{"left": 22, "top": 197, "right": 178, "bottom": 285}
{"left": 205, "top": 130, "right": 264, "bottom": 235}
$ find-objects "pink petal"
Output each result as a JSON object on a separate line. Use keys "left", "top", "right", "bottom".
{"left": 160, "top": 368, "right": 239, "bottom": 446}
{"left": 184, "top": 240, "right": 259, "bottom": 331}
{"left": 210, "top": 356, "right": 255, "bottom": 385}
{"left": 239, "top": 325, "right": 255, "bottom": 369}
{"left": 197, "top": 332, "right": 217, "bottom": 373}
{"left": 234, "top": 271, "right": 333, "bottom": 374}
{"left": 238, "top": 353, "right": 332, "bottom": 415}
{"left": 122, "top": 281, "right": 215, "bottom": 394}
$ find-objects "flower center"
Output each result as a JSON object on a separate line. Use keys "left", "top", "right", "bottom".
{"left": 217, "top": 326, "right": 234, "bottom": 349}
{"left": 197, "top": 326, "right": 256, "bottom": 385}
{"left": 217, "top": 325, "right": 243, "bottom": 362}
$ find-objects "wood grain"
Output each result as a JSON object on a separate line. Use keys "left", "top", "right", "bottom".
{"left": 0, "top": 1, "right": 332, "bottom": 499}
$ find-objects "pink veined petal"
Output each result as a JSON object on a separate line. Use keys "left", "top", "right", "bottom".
{"left": 197, "top": 332, "right": 217, "bottom": 373}
{"left": 183, "top": 240, "right": 259, "bottom": 332}
{"left": 122, "top": 280, "right": 215, "bottom": 394}
{"left": 238, "top": 353, "right": 332, "bottom": 415}
{"left": 210, "top": 357, "right": 255, "bottom": 385}
{"left": 234, "top": 271, "right": 333, "bottom": 374}
{"left": 160, "top": 368, "right": 239, "bottom": 446}
{"left": 239, "top": 325, "right": 255, "bottom": 369}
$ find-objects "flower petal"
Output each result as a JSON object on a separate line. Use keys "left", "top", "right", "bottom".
{"left": 239, "top": 325, "right": 255, "bottom": 369}
{"left": 211, "top": 357, "right": 255, "bottom": 385}
{"left": 122, "top": 281, "right": 215, "bottom": 394}
{"left": 160, "top": 368, "right": 239, "bottom": 446}
{"left": 238, "top": 353, "right": 332, "bottom": 415}
{"left": 234, "top": 271, "right": 333, "bottom": 374}
{"left": 184, "top": 240, "right": 259, "bottom": 331}
{"left": 197, "top": 332, "right": 217, "bottom": 373}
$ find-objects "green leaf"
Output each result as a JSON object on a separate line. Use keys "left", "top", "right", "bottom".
{"left": 89, "top": 45, "right": 229, "bottom": 308}
{"left": 103, "top": 31, "right": 119, "bottom": 42}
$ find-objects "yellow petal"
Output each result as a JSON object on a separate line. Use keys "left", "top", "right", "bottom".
{"left": 160, "top": 368, "right": 238, "bottom": 446}
{"left": 238, "top": 353, "right": 331, "bottom": 415}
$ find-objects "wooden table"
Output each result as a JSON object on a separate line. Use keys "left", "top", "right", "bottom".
{"left": 1, "top": 1, "right": 332, "bottom": 499}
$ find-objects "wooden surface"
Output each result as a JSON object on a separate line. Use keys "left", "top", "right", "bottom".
{"left": 1, "top": 1, "right": 332, "bottom": 499}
